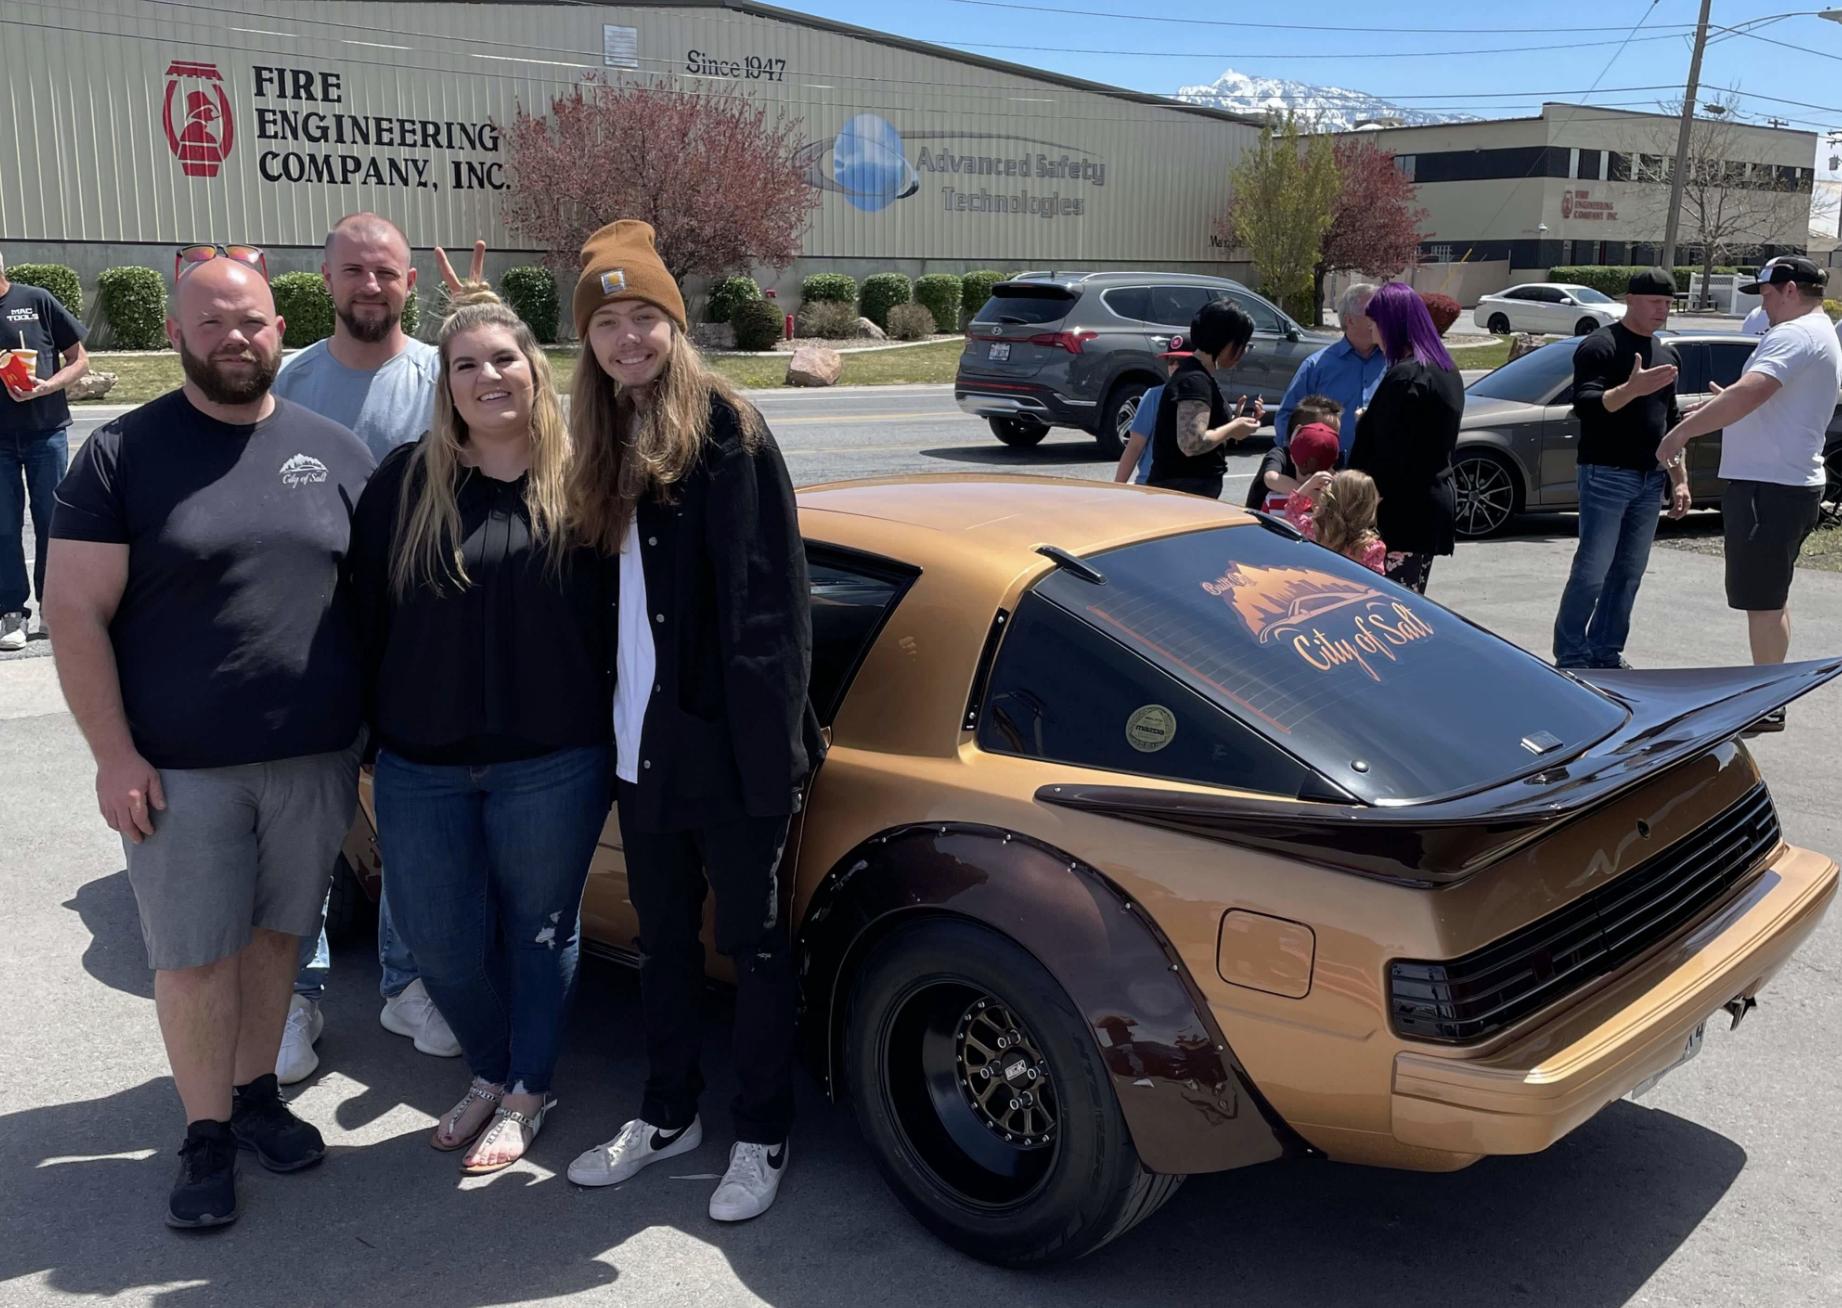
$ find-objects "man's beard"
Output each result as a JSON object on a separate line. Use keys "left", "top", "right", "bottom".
{"left": 337, "top": 298, "right": 398, "bottom": 344}
{"left": 179, "top": 339, "right": 280, "bottom": 405}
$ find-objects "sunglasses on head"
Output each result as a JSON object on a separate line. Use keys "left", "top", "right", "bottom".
{"left": 174, "top": 244, "right": 268, "bottom": 282}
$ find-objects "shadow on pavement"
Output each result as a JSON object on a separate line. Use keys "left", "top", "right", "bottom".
{"left": 14, "top": 916, "right": 1746, "bottom": 1308}
{"left": 64, "top": 870, "right": 152, "bottom": 1000}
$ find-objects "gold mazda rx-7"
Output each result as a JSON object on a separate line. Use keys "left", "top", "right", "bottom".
{"left": 338, "top": 475, "right": 1838, "bottom": 1267}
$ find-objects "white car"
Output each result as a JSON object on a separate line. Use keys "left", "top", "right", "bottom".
{"left": 1473, "top": 283, "right": 1626, "bottom": 337}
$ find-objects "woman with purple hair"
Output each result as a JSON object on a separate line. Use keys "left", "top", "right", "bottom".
{"left": 1349, "top": 282, "right": 1464, "bottom": 593}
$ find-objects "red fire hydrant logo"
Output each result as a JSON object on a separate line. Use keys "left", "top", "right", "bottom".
{"left": 163, "top": 61, "right": 234, "bottom": 178}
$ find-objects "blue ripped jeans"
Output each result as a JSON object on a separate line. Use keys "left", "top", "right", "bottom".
{"left": 1553, "top": 464, "right": 1669, "bottom": 668}
{"left": 374, "top": 744, "right": 611, "bottom": 1095}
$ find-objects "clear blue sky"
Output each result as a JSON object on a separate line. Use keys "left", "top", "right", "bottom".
{"left": 768, "top": 0, "right": 1842, "bottom": 142}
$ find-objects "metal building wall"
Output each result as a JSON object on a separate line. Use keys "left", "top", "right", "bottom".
{"left": 1, "top": 0, "right": 1256, "bottom": 269}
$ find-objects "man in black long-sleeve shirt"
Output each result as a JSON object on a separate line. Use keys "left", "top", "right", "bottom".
{"left": 1552, "top": 268, "right": 1692, "bottom": 668}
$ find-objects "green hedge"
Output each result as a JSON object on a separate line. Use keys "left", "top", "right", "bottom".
{"left": 96, "top": 267, "right": 167, "bottom": 349}
{"left": 858, "top": 273, "right": 912, "bottom": 331}
{"left": 271, "top": 272, "right": 335, "bottom": 348}
{"left": 7, "top": 263, "right": 82, "bottom": 317}
{"left": 706, "top": 275, "right": 761, "bottom": 325}
{"left": 500, "top": 265, "right": 558, "bottom": 342}
{"left": 914, "top": 273, "right": 962, "bottom": 333}
{"left": 399, "top": 284, "right": 421, "bottom": 338}
{"left": 795, "top": 301, "right": 860, "bottom": 340}
{"left": 960, "top": 269, "right": 1006, "bottom": 323}
{"left": 1548, "top": 265, "right": 1742, "bottom": 298}
{"left": 800, "top": 272, "right": 857, "bottom": 306}
{"left": 730, "top": 298, "right": 783, "bottom": 351}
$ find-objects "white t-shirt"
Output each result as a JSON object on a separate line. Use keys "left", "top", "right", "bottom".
{"left": 1719, "top": 310, "right": 1842, "bottom": 488}
{"left": 613, "top": 517, "right": 657, "bottom": 785}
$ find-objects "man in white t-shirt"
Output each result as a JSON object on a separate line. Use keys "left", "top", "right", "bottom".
{"left": 1740, "top": 304, "right": 1768, "bottom": 336}
{"left": 1659, "top": 256, "right": 1842, "bottom": 727}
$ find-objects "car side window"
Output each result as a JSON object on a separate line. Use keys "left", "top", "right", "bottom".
{"left": 1707, "top": 343, "right": 1752, "bottom": 391}
{"left": 807, "top": 549, "right": 915, "bottom": 727}
{"left": 978, "top": 592, "right": 1310, "bottom": 795}
{"left": 1673, "top": 343, "right": 1708, "bottom": 396}
{"left": 1101, "top": 286, "right": 1151, "bottom": 322}
{"left": 1224, "top": 291, "right": 1285, "bottom": 335}
{"left": 1531, "top": 288, "right": 1564, "bottom": 304}
{"left": 1145, "top": 285, "right": 1213, "bottom": 329}
{"left": 1502, "top": 288, "right": 1531, "bottom": 301}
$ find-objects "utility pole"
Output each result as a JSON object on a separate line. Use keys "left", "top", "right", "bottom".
{"left": 1660, "top": 0, "right": 1712, "bottom": 274}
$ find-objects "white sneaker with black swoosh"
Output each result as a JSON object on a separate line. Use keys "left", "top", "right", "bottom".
{"left": 708, "top": 1140, "right": 788, "bottom": 1222}
{"left": 566, "top": 1116, "right": 702, "bottom": 1188}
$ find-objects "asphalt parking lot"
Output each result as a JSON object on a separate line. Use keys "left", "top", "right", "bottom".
{"left": 3, "top": 390, "right": 1838, "bottom": 1307}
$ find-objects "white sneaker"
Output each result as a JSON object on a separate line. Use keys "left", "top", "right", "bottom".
{"left": 566, "top": 1116, "right": 702, "bottom": 1188}
{"left": 0, "top": 613, "right": 25, "bottom": 652}
{"left": 379, "top": 978, "right": 462, "bottom": 1057}
{"left": 708, "top": 1140, "right": 788, "bottom": 1222}
{"left": 275, "top": 995, "right": 323, "bottom": 1085}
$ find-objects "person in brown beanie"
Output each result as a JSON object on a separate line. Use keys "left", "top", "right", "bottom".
{"left": 562, "top": 220, "right": 821, "bottom": 1223}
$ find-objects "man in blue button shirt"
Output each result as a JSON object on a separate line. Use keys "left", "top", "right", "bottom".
{"left": 1273, "top": 282, "right": 1386, "bottom": 454}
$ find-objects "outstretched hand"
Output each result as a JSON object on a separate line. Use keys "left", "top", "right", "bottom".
{"left": 1625, "top": 353, "right": 1678, "bottom": 398}
{"left": 433, "top": 240, "right": 488, "bottom": 294}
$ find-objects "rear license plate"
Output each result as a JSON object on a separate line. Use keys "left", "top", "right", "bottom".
{"left": 1629, "top": 1020, "right": 1706, "bottom": 1099}
{"left": 988, "top": 342, "right": 1011, "bottom": 361}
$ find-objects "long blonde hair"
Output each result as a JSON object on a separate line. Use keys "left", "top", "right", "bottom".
{"left": 390, "top": 283, "right": 572, "bottom": 597}
{"left": 567, "top": 324, "right": 762, "bottom": 552}
{"left": 1313, "top": 469, "right": 1382, "bottom": 558}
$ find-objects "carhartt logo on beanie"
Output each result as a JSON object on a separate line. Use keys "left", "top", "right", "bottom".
{"left": 574, "top": 220, "right": 686, "bottom": 337}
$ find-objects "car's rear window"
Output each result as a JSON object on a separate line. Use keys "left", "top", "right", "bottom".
{"left": 1031, "top": 524, "right": 1626, "bottom": 802}
{"left": 973, "top": 284, "right": 1078, "bottom": 326}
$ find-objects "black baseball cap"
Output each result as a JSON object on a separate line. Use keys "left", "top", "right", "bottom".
{"left": 1739, "top": 256, "right": 1827, "bottom": 295}
{"left": 1626, "top": 267, "right": 1677, "bottom": 296}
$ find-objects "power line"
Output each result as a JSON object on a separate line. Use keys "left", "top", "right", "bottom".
{"left": 929, "top": 0, "right": 1701, "bottom": 35}
{"left": 942, "top": 32, "right": 1692, "bottom": 61}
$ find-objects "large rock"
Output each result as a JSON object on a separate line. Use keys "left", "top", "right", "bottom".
{"left": 786, "top": 345, "right": 843, "bottom": 387}
{"left": 1505, "top": 332, "right": 1545, "bottom": 362}
{"left": 66, "top": 370, "right": 118, "bottom": 401}
{"left": 855, "top": 316, "right": 887, "bottom": 341}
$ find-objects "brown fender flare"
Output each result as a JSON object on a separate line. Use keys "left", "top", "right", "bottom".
{"left": 795, "top": 822, "right": 1312, "bottom": 1176}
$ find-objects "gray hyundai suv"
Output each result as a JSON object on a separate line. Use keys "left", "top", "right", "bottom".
{"left": 954, "top": 271, "right": 1337, "bottom": 457}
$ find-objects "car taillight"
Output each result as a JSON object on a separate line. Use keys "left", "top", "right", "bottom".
{"left": 1028, "top": 329, "right": 1093, "bottom": 354}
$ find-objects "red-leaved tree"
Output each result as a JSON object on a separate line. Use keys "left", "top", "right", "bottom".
{"left": 1314, "top": 139, "right": 1429, "bottom": 325}
{"left": 502, "top": 78, "right": 816, "bottom": 302}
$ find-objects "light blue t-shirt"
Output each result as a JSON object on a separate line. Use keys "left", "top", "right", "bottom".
{"left": 1129, "top": 384, "right": 1164, "bottom": 484}
{"left": 273, "top": 338, "right": 440, "bottom": 463}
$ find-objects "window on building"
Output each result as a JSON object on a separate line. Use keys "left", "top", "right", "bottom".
{"left": 1609, "top": 153, "right": 1633, "bottom": 182}
{"left": 1396, "top": 154, "right": 1416, "bottom": 181}
{"left": 1635, "top": 154, "right": 1668, "bottom": 183}
{"left": 1603, "top": 241, "right": 1628, "bottom": 263}
{"left": 1578, "top": 149, "right": 1604, "bottom": 181}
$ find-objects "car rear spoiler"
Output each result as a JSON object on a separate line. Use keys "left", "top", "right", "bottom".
{"left": 1036, "top": 658, "right": 1841, "bottom": 886}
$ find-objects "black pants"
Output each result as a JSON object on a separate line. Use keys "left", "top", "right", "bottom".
{"left": 618, "top": 789, "right": 795, "bottom": 1145}
{"left": 1147, "top": 474, "right": 1223, "bottom": 500}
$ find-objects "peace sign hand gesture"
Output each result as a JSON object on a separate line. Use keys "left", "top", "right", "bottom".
{"left": 433, "top": 240, "right": 488, "bottom": 298}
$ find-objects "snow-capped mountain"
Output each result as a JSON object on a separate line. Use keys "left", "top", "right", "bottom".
{"left": 1175, "top": 70, "right": 1479, "bottom": 131}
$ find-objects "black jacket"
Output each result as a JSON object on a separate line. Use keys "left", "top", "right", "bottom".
{"left": 348, "top": 442, "right": 614, "bottom": 765}
{"left": 1349, "top": 360, "right": 1465, "bottom": 556}
{"left": 618, "top": 394, "right": 823, "bottom": 833}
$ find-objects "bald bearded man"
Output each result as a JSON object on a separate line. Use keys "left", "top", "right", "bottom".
{"left": 45, "top": 255, "right": 373, "bottom": 1229}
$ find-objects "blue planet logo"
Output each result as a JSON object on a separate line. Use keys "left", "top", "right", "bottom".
{"left": 807, "top": 114, "right": 921, "bottom": 212}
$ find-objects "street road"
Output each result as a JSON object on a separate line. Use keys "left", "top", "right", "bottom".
{"left": 4, "top": 387, "right": 1839, "bottom": 1307}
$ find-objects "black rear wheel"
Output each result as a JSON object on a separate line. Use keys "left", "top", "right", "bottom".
{"left": 1574, "top": 317, "right": 1599, "bottom": 336}
{"left": 988, "top": 415, "right": 1049, "bottom": 448}
{"left": 1096, "top": 379, "right": 1151, "bottom": 460}
{"left": 1486, "top": 313, "right": 1511, "bottom": 334}
{"left": 845, "top": 919, "right": 1181, "bottom": 1267}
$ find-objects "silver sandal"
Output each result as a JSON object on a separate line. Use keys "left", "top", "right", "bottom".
{"left": 461, "top": 1096, "right": 557, "bottom": 1175}
{"left": 431, "top": 1078, "right": 503, "bottom": 1152}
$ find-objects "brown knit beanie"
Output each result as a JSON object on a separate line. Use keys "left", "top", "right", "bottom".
{"left": 573, "top": 220, "right": 686, "bottom": 337}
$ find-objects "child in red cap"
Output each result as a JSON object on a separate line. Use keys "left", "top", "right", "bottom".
{"left": 1276, "top": 422, "right": 1342, "bottom": 536}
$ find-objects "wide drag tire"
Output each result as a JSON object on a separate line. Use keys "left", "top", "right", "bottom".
{"left": 988, "top": 415, "right": 1049, "bottom": 448}
{"left": 845, "top": 918, "right": 1182, "bottom": 1267}
{"left": 1094, "top": 379, "right": 1150, "bottom": 460}
{"left": 1574, "top": 317, "right": 1599, "bottom": 336}
{"left": 1451, "top": 448, "right": 1522, "bottom": 539}
{"left": 1486, "top": 313, "right": 1511, "bottom": 334}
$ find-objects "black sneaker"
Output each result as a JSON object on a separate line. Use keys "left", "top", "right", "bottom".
{"left": 231, "top": 1073, "right": 325, "bottom": 1172}
{"left": 168, "top": 1120, "right": 238, "bottom": 1228}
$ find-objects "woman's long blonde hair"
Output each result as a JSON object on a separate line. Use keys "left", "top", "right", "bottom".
{"left": 390, "top": 283, "right": 573, "bottom": 597}
{"left": 567, "top": 322, "right": 762, "bottom": 552}
{"left": 1313, "top": 469, "right": 1382, "bottom": 558}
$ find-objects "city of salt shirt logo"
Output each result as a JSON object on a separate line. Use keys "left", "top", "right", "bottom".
{"left": 279, "top": 453, "right": 329, "bottom": 488}
{"left": 1200, "top": 560, "right": 1435, "bottom": 684}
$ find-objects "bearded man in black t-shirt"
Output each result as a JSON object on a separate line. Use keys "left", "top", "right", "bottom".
{"left": 1552, "top": 268, "right": 1692, "bottom": 669}
{"left": 45, "top": 256, "right": 374, "bottom": 1229}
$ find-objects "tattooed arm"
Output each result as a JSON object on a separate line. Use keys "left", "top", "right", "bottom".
{"left": 1176, "top": 396, "right": 1264, "bottom": 457}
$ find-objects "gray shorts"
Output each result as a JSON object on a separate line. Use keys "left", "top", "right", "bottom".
{"left": 123, "top": 742, "right": 362, "bottom": 971}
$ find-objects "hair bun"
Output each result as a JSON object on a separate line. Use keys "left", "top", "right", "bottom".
{"left": 443, "top": 280, "right": 503, "bottom": 313}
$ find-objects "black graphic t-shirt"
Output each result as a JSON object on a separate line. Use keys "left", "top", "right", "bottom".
{"left": 1149, "top": 356, "right": 1230, "bottom": 486}
{"left": 0, "top": 282, "right": 85, "bottom": 433}
{"left": 51, "top": 390, "right": 376, "bottom": 769}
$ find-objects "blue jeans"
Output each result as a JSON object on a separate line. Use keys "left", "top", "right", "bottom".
{"left": 374, "top": 744, "right": 610, "bottom": 1094}
{"left": 292, "top": 889, "right": 420, "bottom": 1003}
{"left": 1553, "top": 464, "right": 1669, "bottom": 668}
{"left": 0, "top": 426, "right": 68, "bottom": 616}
